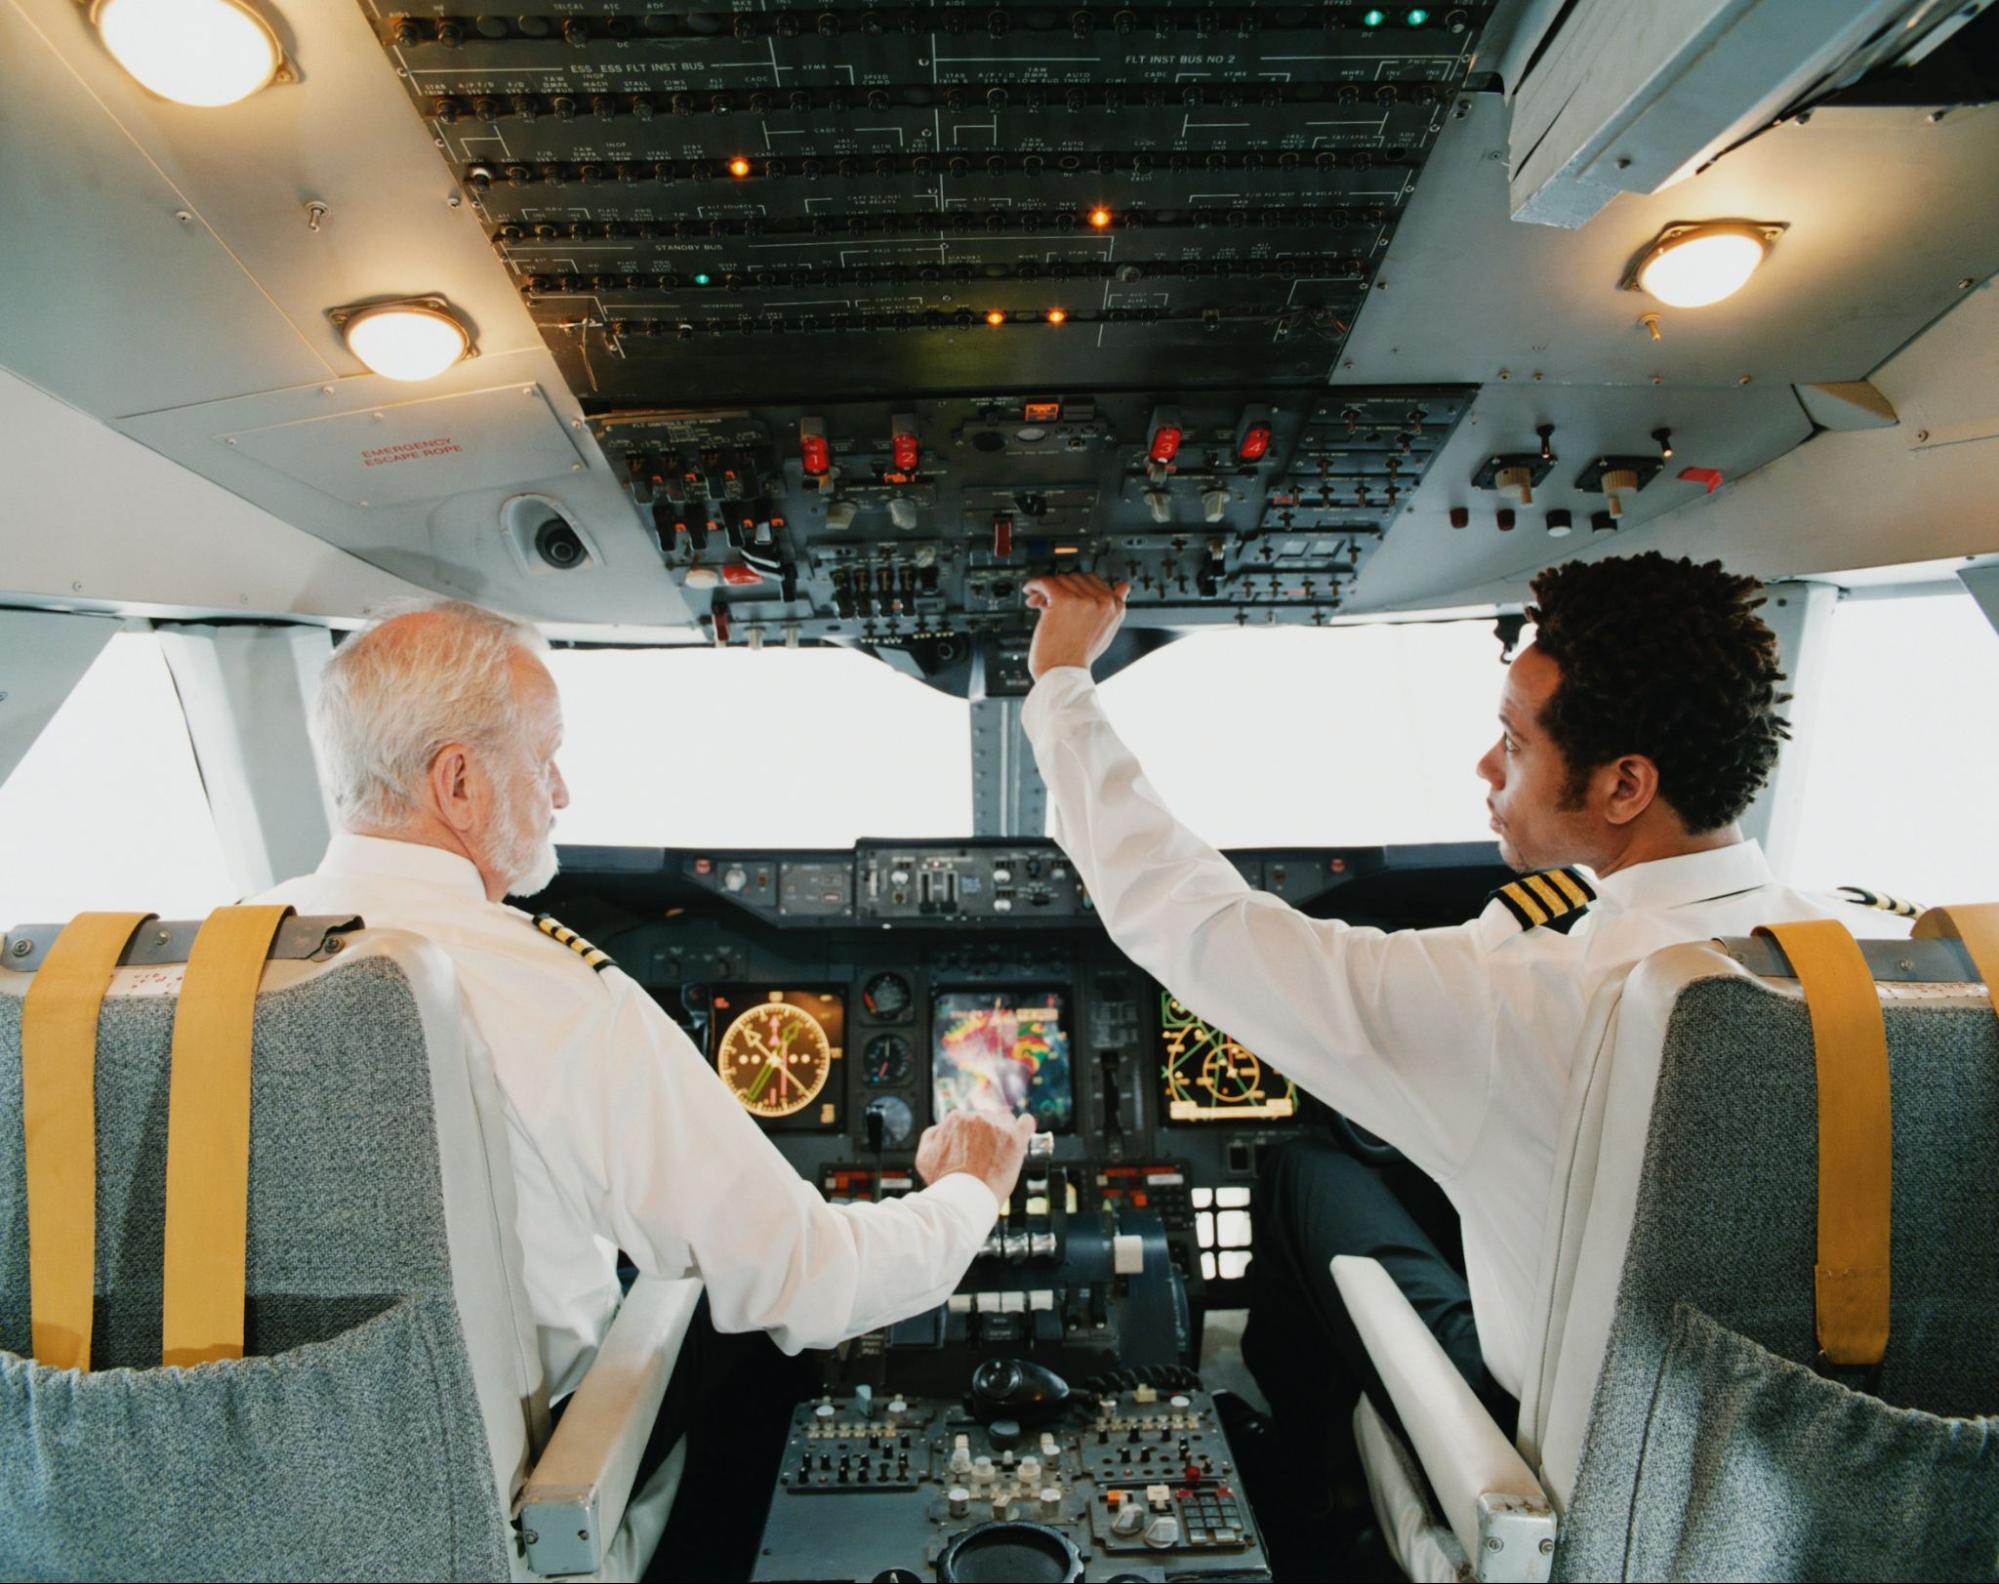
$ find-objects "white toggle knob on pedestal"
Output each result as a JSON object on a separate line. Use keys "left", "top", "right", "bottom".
{"left": 1145, "top": 1515, "right": 1182, "bottom": 1549}
{"left": 1112, "top": 1500, "right": 1146, "bottom": 1536}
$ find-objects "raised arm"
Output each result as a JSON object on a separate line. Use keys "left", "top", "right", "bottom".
{"left": 1021, "top": 576, "right": 1499, "bottom": 1176}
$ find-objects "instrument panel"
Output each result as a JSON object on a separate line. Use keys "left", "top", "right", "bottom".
{"left": 547, "top": 835, "right": 1504, "bottom": 1305}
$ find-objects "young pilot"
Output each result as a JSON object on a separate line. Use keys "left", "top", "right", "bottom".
{"left": 258, "top": 601, "right": 1034, "bottom": 1403}
{"left": 1020, "top": 553, "right": 1903, "bottom": 1497}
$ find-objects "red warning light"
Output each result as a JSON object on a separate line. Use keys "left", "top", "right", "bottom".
{"left": 1236, "top": 422, "right": 1273, "bottom": 461}
{"left": 1148, "top": 425, "right": 1183, "bottom": 465}
{"left": 727, "top": 155, "right": 752, "bottom": 178}
{"left": 799, "top": 418, "right": 830, "bottom": 477}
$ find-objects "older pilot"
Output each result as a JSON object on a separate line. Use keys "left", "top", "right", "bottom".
{"left": 259, "top": 600, "right": 1031, "bottom": 1399}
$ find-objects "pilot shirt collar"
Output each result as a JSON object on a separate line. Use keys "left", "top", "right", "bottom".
{"left": 1589, "top": 838, "right": 1774, "bottom": 915}
{"left": 317, "top": 832, "right": 488, "bottom": 901}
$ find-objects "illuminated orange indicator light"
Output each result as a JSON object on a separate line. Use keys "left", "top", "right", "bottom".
{"left": 985, "top": 309, "right": 1007, "bottom": 326}
{"left": 1045, "top": 307, "right": 1068, "bottom": 325}
{"left": 728, "top": 156, "right": 752, "bottom": 178}
{"left": 1088, "top": 206, "right": 1113, "bottom": 229}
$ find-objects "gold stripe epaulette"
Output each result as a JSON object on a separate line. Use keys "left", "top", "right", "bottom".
{"left": 533, "top": 913, "right": 616, "bottom": 973}
{"left": 1489, "top": 866, "right": 1596, "bottom": 932}
{"left": 1837, "top": 886, "right": 1924, "bottom": 919}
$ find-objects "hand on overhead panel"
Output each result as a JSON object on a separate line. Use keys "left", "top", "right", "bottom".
{"left": 915, "top": 1109, "right": 1037, "bottom": 1205}
{"left": 1022, "top": 573, "right": 1132, "bottom": 680}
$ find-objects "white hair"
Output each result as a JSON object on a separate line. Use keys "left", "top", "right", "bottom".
{"left": 312, "top": 598, "right": 550, "bottom": 832}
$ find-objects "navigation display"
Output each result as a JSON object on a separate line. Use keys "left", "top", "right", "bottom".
{"left": 708, "top": 986, "right": 846, "bottom": 1132}
{"left": 932, "top": 990, "right": 1073, "bottom": 1132}
{"left": 1158, "top": 994, "right": 1298, "bottom": 1124}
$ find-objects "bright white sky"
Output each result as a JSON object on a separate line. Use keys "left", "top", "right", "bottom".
{"left": 2, "top": 591, "right": 1995, "bottom": 927}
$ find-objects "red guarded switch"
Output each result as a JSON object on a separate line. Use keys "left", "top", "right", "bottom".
{"left": 890, "top": 413, "right": 920, "bottom": 473}
{"left": 799, "top": 417, "right": 831, "bottom": 477}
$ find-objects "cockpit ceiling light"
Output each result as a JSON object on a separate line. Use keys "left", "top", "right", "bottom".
{"left": 93, "top": 0, "right": 285, "bottom": 108}
{"left": 340, "top": 302, "right": 472, "bottom": 382}
{"left": 1627, "top": 222, "right": 1781, "bottom": 309}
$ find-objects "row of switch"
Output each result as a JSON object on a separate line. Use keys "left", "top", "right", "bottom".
{"left": 393, "top": 8, "right": 1474, "bottom": 46}
{"left": 522, "top": 255, "right": 1365, "bottom": 291}
{"left": 497, "top": 205, "right": 1392, "bottom": 243}
{"left": 432, "top": 80, "right": 1441, "bottom": 120}
{"left": 471, "top": 146, "right": 1409, "bottom": 186}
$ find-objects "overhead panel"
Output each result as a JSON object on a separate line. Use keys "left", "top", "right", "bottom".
{"left": 372, "top": 4, "right": 1488, "bottom": 403}
{"left": 363, "top": 3, "right": 1491, "bottom": 679}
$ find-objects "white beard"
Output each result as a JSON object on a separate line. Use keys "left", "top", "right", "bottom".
{"left": 490, "top": 772, "right": 561, "bottom": 899}
{"left": 506, "top": 837, "right": 561, "bottom": 900}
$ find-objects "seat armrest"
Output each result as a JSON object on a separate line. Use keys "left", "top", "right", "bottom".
{"left": 1332, "top": 1256, "right": 1555, "bottom": 1584}
{"left": 518, "top": 1278, "right": 703, "bottom": 1578}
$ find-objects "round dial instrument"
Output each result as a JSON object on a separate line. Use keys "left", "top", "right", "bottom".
{"left": 861, "top": 971, "right": 913, "bottom": 1022}
{"left": 864, "top": 1095, "right": 916, "bottom": 1147}
{"left": 863, "top": 1033, "right": 914, "bottom": 1087}
{"left": 717, "top": 994, "right": 834, "bottom": 1118}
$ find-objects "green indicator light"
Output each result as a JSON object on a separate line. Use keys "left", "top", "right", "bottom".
{"left": 1406, "top": 7, "right": 1430, "bottom": 22}
{"left": 693, "top": 272, "right": 712, "bottom": 286}
{"left": 1362, "top": 7, "right": 1386, "bottom": 25}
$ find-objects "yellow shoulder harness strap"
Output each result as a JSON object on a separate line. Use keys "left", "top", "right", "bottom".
{"left": 20, "top": 911, "right": 155, "bottom": 1371}
{"left": 1753, "top": 919, "right": 1893, "bottom": 1368}
{"left": 1912, "top": 903, "right": 1999, "bottom": 1019}
{"left": 161, "top": 905, "right": 292, "bottom": 1368}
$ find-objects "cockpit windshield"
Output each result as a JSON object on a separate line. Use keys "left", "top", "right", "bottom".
{"left": 547, "top": 644, "right": 973, "bottom": 847}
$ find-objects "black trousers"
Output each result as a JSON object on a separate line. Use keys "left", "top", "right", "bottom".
{"left": 1241, "top": 1136, "right": 1516, "bottom": 1480}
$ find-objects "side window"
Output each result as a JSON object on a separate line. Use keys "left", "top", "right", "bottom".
{"left": 0, "top": 633, "right": 233, "bottom": 925}
{"left": 1786, "top": 590, "right": 1999, "bottom": 905}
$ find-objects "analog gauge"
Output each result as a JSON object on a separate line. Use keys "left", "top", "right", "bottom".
{"left": 862, "top": 971, "right": 913, "bottom": 1022}
{"left": 865, "top": 1095, "right": 916, "bottom": 1148}
{"left": 717, "top": 994, "right": 834, "bottom": 1118}
{"left": 864, "top": 1033, "right": 914, "bottom": 1087}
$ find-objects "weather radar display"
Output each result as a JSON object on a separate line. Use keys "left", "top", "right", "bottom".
{"left": 1159, "top": 994, "right": 1297, "bottom": 1123}
{"left": 932, "top": 990, "right": 1074, "bottom": 1131}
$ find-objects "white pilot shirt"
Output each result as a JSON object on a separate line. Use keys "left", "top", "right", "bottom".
{"left": 258, "top": 834, "right": 999, "bottom": 1398}
{"left": 1023, "top": 666, "right": 1904, "bottom": 1399}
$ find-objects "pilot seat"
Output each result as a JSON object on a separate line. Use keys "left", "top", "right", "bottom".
{"left": 0, "top": 908, "right": 702, "bottom": 1582}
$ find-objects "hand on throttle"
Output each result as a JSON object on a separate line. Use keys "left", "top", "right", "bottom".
{"left": 916, "top": 1109, "right": 1037, "bottom": 1204}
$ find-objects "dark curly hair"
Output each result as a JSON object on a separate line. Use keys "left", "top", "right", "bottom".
{"left": 1527, "top": 553, "right": 1788, "bottom": 834}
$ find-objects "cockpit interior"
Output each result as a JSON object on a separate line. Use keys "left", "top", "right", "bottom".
{"left": 3, "top": 1, "right": 1998, "bottom": 1580}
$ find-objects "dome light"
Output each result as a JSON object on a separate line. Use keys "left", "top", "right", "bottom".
{"left": 1628, "top": 222, "right": 1777, "bottom": 309}
{"left": 94, "top": 0, "right": 285, "bottom": 108}
{"left": 340, "top": 302, "right": 472, "bottom": 382}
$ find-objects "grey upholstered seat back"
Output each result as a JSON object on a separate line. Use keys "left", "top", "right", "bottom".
{"left": 1554, "top": 977, "right": 1999, "bottom": 1581}
{"left": 0, "top": 951, "right": 510, "bottom": 1580}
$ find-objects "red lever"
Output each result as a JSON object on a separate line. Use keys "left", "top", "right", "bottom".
{"left": 1677, "top": 466, "right": 1724, "bottom": 494}
{"left": 711, "top": 606, "right": 731, "bottom": 644}
{"left": 993, "top": 514, "right": 1014, "bottom": 558}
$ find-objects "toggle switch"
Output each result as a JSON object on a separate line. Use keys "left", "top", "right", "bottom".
{"left": 1145, "top": 490, "right": 1172, "bottom": 524}
{"left": 1600, "top": 467, "right": 1640, "bottom": 517}
{"left": 1201, "top": 488, "right": 1229, "bottom": 523}
{"left": 888, "top": 497, "right": 919, "bottom": 530}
